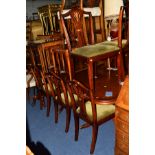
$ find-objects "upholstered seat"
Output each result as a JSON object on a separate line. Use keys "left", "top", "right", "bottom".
{"left": 43, "top": 83, "right": 54, "bottom": 94}
{"left": 76, "top": 101, "right": 115, "bottom": 122}
{"left": 60, "top": 92, "right": 78, "bottom": 106}
{"left": 73, "top": 44, "right": 120, "bottom": 58}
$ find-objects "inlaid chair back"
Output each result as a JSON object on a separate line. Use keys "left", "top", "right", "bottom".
{"left": 60, "top": 6, "right": 95, "bottom": 51}
{"left": 67, "top": 79, "right": 115, "bottom": 154}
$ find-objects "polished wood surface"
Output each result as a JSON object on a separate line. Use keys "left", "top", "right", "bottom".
{"left": 74, "top": 63, "right": 121, "bottom": 100}
{"left": 115, "top": 76, "right": 129, "bottom": 155}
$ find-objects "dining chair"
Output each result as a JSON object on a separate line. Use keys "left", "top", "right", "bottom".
{"left": 67, "top": 79, "right": 115, "bottom": 154}
{"left": 60, "top": 5, "right": 127, "bottom": 82}
{"left": 26, "top": 43, "right": 50, "bottom": 111}
{"left": 37, "top": 41, "right": 64, "bottom": 116}
{"left": 38, "top": 42, "right": 77, "bottom": 132}
{"left": 46, "top": 71, "right": 77, "bottom": 133}
{"left": 38, "top": 4, "right": 61, "bottom": 35}
{"left": 59, "top": 5, "right": 95, "bottom": 72}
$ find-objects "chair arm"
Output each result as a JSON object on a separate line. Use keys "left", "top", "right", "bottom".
{"left": 94, "top": 98, "right": 116, "bottom": 105}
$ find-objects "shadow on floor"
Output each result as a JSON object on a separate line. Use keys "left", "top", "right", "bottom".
{"left": 27, "top": 117, "right": 52, "bottom": 155}
{"left": 28, "top": 141, "right": 52, "bottom": 155}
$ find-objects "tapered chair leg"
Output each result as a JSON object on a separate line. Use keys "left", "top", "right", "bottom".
{"left": 65, "top": 108, "right": 71, "bottom": 133}
{"left": 90, "top": 125, "right": 98, "bottom": 154}
{"left": 40, "top": 93, "right": 45, "bottom": 110}
{"left": 54, "top": 101, "right": 58, "bottom": 123}
{"left": 74, "top": 113, "right": 79, "bottom": 141}
{"left": 46, "top": 96, "right": 51, "bottom": 117}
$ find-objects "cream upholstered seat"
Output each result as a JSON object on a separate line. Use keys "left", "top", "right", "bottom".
{"left": 60, "top": 92, "right": 78, "bottom": 106}
{"left": 76, "top": 101, "right": 115, "bottom": 122}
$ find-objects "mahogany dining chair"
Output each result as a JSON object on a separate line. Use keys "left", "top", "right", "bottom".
{"left": 67, "top": 79, "right": 115, "bottom": 154}
{"left": 60, "top": 6, "right": 127, "bottom": 94}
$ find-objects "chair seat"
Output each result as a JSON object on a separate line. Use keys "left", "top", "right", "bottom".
{"left": 43, "top": 83, "right": 56, "bottom": 94}
{"left": 76, "top": 101, "right": 115, "bottom": 122}
{"left": 73, "top": 44, "right": 120, "bottom": 58}
{"left": 61, "top": 92, "right": 78, "bottom": 106}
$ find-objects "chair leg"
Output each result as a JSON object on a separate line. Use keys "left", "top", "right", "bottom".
{"left": 26, "top": 87, "right": 30, "bottom": 101}
{"left": 31, "top": 87, "right": 36, "bottom": 106}
{"left": 65, "top": 108, "right": 71, "bottom": 133}
{"left": 90, "top": 125, "right": 98, "bottom": 154}
{"left": 39, "top": 93, "right": 45, "bottom": 110}
{"left": 54, "top": 101, "right": 58, "bottom": 123}
{"left": 74, "top": 113, "right": 79, "bottom": 141}
{"left": 46, "top": 96, "right": 51, "bottom": 117}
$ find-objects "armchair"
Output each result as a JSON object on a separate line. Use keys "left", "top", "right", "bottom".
{"left": 67, "top": 79, "right": 115, "bottom": 154}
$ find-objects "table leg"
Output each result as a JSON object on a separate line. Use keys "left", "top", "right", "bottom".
{"left": 88, "top": 59, "right": 94, "bottom": 92}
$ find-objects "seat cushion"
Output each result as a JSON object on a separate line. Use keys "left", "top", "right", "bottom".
{"left": 76, "top": 101, "right": 115, "bottom": 122}
{"left": 61, "top": 92, "right": 78, "bottom": 106}
{"left": 43, "top": 83, "right": 55, "bottom": 94}
{"left": 73, "top": 44, "right": 120, "bottom": 58}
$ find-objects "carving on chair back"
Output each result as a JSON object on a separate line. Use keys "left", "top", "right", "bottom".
{"left": 61, "top": 6, "right": 95, "bottom": 49}
{"left": 70, "top": 7, "right": 87, "bottom": 47}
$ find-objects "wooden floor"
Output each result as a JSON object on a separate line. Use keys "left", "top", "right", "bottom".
{"left": 74, "top": 61, "right": 123, "bottom": 100}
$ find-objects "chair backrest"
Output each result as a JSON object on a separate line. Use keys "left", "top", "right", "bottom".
{"left": 118, "top": 6, "right": 129, "bottom": 49}
{"left": 46, "top": 71, "right": 69, "bottom": 106}
{"left": 26, "top": 45, "right": 41, "bottom": 70}
{"left": 67, "top": 79, "right": 95, "bottom": 123}
{"left": 37, "top": 41, "right": 72, "bottom": 81}
{"left": 52, "top": 48, "right": 73, "bottom": 81}
{"left": 38, "top": 4, "right": 61, "bottom": 35}
{"left": 60, "top": 6, "right": 95, "bottom": 52}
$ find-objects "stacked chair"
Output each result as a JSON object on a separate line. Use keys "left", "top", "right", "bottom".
{"left": 37, "top": 40, "right": 77, "bottom": 133}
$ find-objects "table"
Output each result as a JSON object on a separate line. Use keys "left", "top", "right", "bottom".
{"left": 71, "top": 43, "right": 125, "bottom": 99}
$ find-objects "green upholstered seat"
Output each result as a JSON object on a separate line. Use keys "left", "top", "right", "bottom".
{"left": 61, "top": 92, "right": 78, "bottom": 106}
{"left": 73, "top": 39, "right": 127, "bottom": 58}
{"left": 73, "top": 44, "right": 120, "bottom": 58}
{"left": 76, "top": 101, "right": 115, "bottom": 122}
